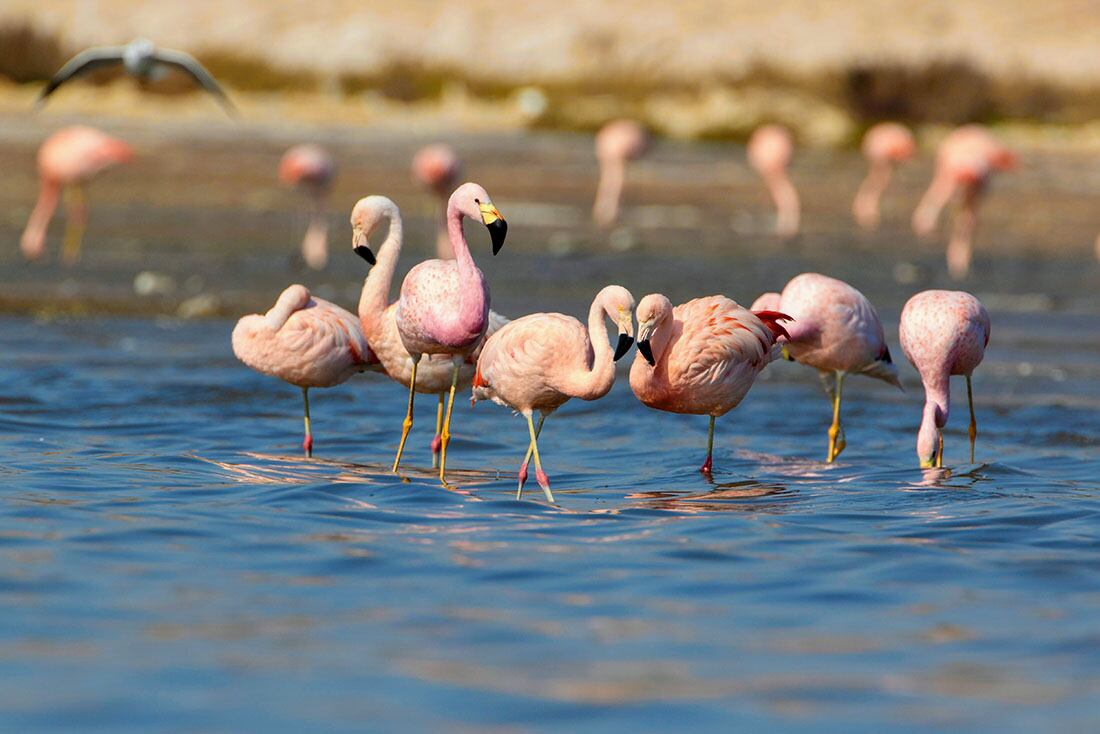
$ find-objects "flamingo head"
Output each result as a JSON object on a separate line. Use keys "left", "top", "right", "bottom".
{"left": 350, "top": 195, "right": 400, "bottom": 266}
{"left": 597, "top": 285, "right": 637, "bottom": 361}
{"left": 634, "top": 293, "right": 673, "bottom": 366}
{"left": 449, "top": 182, "right": 507, "bottom": 255}
{"left": 412, "top": 143, "right": 461, "bottom": 196}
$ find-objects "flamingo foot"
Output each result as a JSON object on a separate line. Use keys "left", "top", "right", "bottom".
{"left": 699, "top": 455, "right": 713, "bottom": 475}
{"left": 516, "top": 460, "right": 529, "bottom": 498}
{"left": 535, "top": 469, "right": 554, "bottom": 503}
{"left": 303, "top": 435, "right": 313, "bottom": 458}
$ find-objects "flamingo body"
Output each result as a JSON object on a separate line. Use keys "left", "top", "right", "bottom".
{"left": 899, "top": 290, "right": 990, "bottom": 467}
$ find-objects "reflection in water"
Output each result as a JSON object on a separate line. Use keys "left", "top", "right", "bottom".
{"left": 626, "top": 481, "right": 795, "bottom": 514}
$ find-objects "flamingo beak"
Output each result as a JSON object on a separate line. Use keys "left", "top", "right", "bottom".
{"left": 920, "top": 457, "right": 936, "bottom": 469}
{"left": 636, "top": 319, "right": 656, "bottom": 366}
{"left": 613, "top": 332, "right": 634, "bottom": 362}
{"left": 480, "top": 201, "right": 507, "bottom": 255}
{"left": 352, "top": 225, "right": 376, "bottom": 265}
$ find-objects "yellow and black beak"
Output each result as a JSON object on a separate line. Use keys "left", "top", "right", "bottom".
{"left": 613, "top": 333, "right": 634, "bottom": 362}
{"left": 352, "top": 226, "right": 376, "bottom": 266}
{"left": 479, "top": 201, "right": 508, "bottom": 255}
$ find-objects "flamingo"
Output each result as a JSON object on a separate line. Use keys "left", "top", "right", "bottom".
{"left": 351, "top": 194, "right": 509, "bottom": 470}
{"left": 750, "top": 274, "right": 901, "bottom": 463}
{"left": 279, "top": 144, "right": 336, "bottom": 270}
{"left": 20, "top": 126, "right": 133, "bottom": 265}
{"left": 232, "top": 285, "right": 375, "bottom": 457}
{"left": 630, "top": 294, "right": 791, "bottom": 474}
{"left": 592, "top": 119, "right": 649, "bottom": 228}
{"left": 853, "top": 122, "right": 916, "bottom": 230}
{"left": 351, "top": 184, "right": 507, "bottom": 484}
{"left": 747, "top": 124, "right": 799, "bottom": 238}
{"left": 912, "top": 125, "right": 1016, "bottom": 280}
{"left": 36, "top": 38, "right": 237, "bottom": 116}
{"left": 472, "top": 285, "right": 637, "bottom": 501}
{"left": 412, "top": 143, "right": 462, "bottom": 259}
{"left": 898, "top": 290, "right": 990, "bottom": 468}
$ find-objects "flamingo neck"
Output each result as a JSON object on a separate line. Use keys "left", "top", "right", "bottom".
{"left": 358, "top": 207, "right": 403, "bottom": 339}
{"left": 445, "top": 204, "right": 488, "bottom": 334}
{"left": 917, "top": 397, "right": 948, "bottom": 464}
{"left": 20, "top": 180, "right": 61, "bottom": 260}
{"left": 765, "top": 170, "right": 800, "bottom": 236}
{"left": 563, "top": 294, "right": 618, "bottom": 400}
{"left": 913, "top": 172, "right": 957, "bottom": 234}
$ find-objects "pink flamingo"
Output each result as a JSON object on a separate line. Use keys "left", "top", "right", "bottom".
{"left": 279, "top": 144, "right": 336, "bottom": 270}
{"left": 747, "top": 124, "right": 799, "bottom": 238}
{"left": 592, "top": 119, "right": 649, "bottom": 228}
{"left": 351, "top": 184, "right": 507, "bottom": 484}
{"left": 912, "top": 125, "right": 1016, "bottom": 280}
{"left": 751, "top": 273, "right": 901, "bottom": 463}
{"left": 351, "top": 194, "right": 509, "bottom": 470}
{"left": 232, "top": 284, "right": 375, "bottom": 457}
{"left": 630, "top": 294, "right": 791, "bottom": 474}
{"left": 853, "top": 122, "right": 916, "bottom": 230}
{"left": 21, "top": 126, "right": 133, "bottom": 265}
{"left": 899, "top": 290, "right": 990, "bottom": 468}
{"left": 412, "top": 143, "right": 463, "bottom": 259}
{"left": 471, "top": 285, "right": 637, "bottom": 501}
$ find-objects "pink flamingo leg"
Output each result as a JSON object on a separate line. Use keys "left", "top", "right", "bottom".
{"left": 699, "top": 416, "right": 716, "bottom": 475}
{"left": 853, "top": 160, "right": 892, "bottom": 230}
{"left": 301, "top": 387, "right": 313, "bottom": 458}
{"left": 767, "top": 172, "right": 800, "bottom": 238}
{"left": 524, "top": 413, "right": 553, "bottom": 502}
{"left": 301, "top": 203, "right": 329, "bottom": 270}
{"left": 430, "top": 393, "right": 444, "bottom": 469}
{"left": 516, "top": 414, "right": 545, "bottom": 499}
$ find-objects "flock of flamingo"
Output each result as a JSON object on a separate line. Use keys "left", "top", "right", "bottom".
{"left": 21, "top": 43, "right": 1008, "bottom": 500}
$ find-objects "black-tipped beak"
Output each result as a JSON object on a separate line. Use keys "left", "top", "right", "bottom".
{"left": 637, "top": 339, "right": 655, "bottom": 366}
{"left": 487, "top": 218, "right": 508, "bottom": 255}
{"left": 354, "top": 245, "right": 376, "bottom": 266}
{"left": 613, "top": 333, "right": 634, "bottom": 362}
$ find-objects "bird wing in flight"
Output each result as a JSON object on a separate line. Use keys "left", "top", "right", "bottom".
{"left": 36, "top": 46, "right": 126, "bottom": 106}
{"left": 153, "top": 48, "right": 238, "bottom": 117}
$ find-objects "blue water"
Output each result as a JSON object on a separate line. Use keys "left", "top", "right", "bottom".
{"left": 2, "top": 310, "right": 1098, "bottom": 732}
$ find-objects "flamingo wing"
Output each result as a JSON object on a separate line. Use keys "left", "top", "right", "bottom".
{"left": 36, "top": 47, "right": 126, "bottom": 105}
{"left": 154, "top": 48, "right": 238, "bottom": 116}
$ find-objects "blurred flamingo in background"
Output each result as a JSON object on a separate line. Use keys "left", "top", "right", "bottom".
{"left": 630, "top": 294, "right": 791, "bottom": 475}
{"left": 853, "top": 122, "right": 916, "bottom": 230}
{"left": 899, "top": 289, "right": 990, "bottom": 468}
{"left": 751, "top": 274, "right": 901, "bottom": 463}
{"left": 352, "top": 184, "right": 508, "bottom": 484}
{"left": 351, "top": 195, "right": 509, "bottom": 470}
{"left": 279, "top": 144, "right": 336, "bottom": 270}
{"left": 232, "top": 284, "right": 375, "bottom": 457}
{"left": 21, "top": 126, "right": 133, "bottom": 265}
{"left": 412, "top": 143, "right": 463, "bottom": 259}
{"left": 472, "top": 285, "right": 637, "bottom": 501}
{"left": 747, "top": 124, "right": 799, "bottom": 238}
{"left": 593, "top": 119, "right": 649, "bottom": 228}
{"left": 912, "top": 125, "right": 1017, "bottom": 279}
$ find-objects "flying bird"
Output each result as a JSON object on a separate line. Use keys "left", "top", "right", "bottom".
{"left": 36, "top": 38, "right": 237, "bottom": 116}
{"left": 751, "top": 273, "right": 901, "bottom": 463}
{"left": 472, "top": 285, "right": 637, "bottom": 501}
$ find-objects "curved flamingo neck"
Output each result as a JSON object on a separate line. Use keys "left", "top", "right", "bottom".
{"left": 854, "top": 159, "right": 893, "bottom": 227}
{"left": 649, "top": 310, "right": 676, "bottom": 366}
{"left": 913, "top": 172, "right": 957, "bottom": 234}
{"left": 358, "top": 206, "right": 403, "bottom": 338}
{"left": 20, "top": 180, "right": 61, "bottom": 260}
{"left": 445, "top": 202, "right": 488, "bottom": 333}
{"left": 563, "top": 294, "right": 619, "bottom": 400}
{"left": 265, "top": 288, "right": 309, "bottom": 331}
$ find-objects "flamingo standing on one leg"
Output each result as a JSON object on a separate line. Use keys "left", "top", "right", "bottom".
{"left": 232, "top": 285, "right": 375, "bottom": 457}
{"left": 853, "top": 122, "right": 916, "bottom": 230}
{"left": 630, "top": 294, "right": 791, "bottom": 475}
{"left": 20, "top": 126, "right": 133, "bottom": 265}
{"left": 412, "top": 143, "right": 462, "bottom": 259}
{"left": 912, "top": 125, "right": 1016, "bottom": 280}
{"left": 592, "top": 119, "right": 649, "bottom": 228}
{"left": 472, "top": 285, "right": 637, "bottom": 501}
{"left": 747, "top": 124, "right": 799, "bottom": 238}
{"left": 351, "top": 184, "right": 507, "bottom": 484}
{"left": 750, "top": 274, "right": 901, "bottom": 463}
{"left": 898, "top": 290, "right": 990, "bottom": 468}
{"left": 279, "top": 144, "right": 336, "bottom": 270}
{"left": 350, "top": 195, "right": 509, "bottom": 470}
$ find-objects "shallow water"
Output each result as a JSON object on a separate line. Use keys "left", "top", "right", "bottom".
{"left": 2, "top": 307, "right": 1099, "bottom": 732}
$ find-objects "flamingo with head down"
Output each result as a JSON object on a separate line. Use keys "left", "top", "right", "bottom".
{"left": 630, "top": 294, "right": 791, "bottom": 475}
{"left": 472, "top": 285, "right": 637, "bottom": 501}
{"left": 853, "top": 122, "right": 916, "bottom": 230}
{"left": 232, "top": 285, "right": 375, "bottom": 457}
{"left": 912, "top": 125, "right": 1016, "bottom": 279}
{"left": 351, "top": 184, "right": 508, "bottom": 484}
{"left": 21, "top": 126, "right": 133, "bottom": 265}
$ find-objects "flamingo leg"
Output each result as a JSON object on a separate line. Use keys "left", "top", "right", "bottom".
{"left": 431, "top": 393, "right": 445, "bottom": 469}
{"left": 966, "top": 374, "right": 977, "bottom": 464}
{"left": 827, "top": 372, "right": 846, "bottom": 462}
{"left": 819, "top": 371, "right": 847, "bottom": 453}
{"left": 301, "top": 387, "right": 313, "bottom": 457}
{"left": 936, "top": 431, "right": 944, "bottom": 469}
{"left": 525, "top": 413, "right": 554, "bottom": 502}
{"left": 392, "top": 355, "right": 420, "bottom": 473}
{"left": 947, "top": 186, "right": 979, "bottom": 280}
{"left": 61, "top": 184, "right": 87, "bottom": 266}
{"left": 700, "top": 415, "right": 715, "bottom": 474}
{"left": 517, "top": 414, "right": 545, "bottom": 499}
{"left": 438, "top": 360, "right": 460, "bottom": 485}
